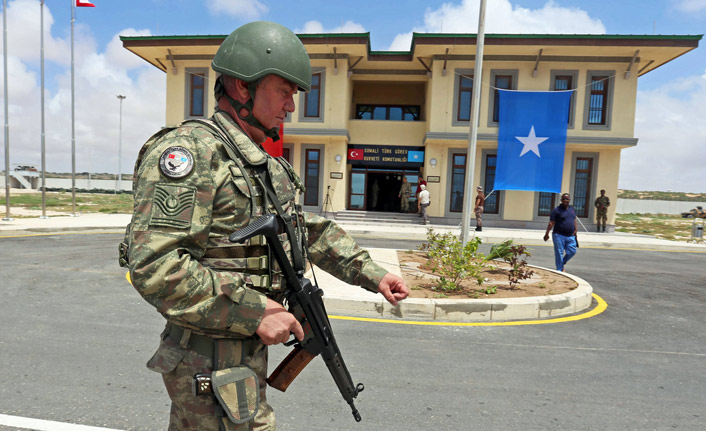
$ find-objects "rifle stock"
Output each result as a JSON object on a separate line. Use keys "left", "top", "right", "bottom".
{"left": 266, "top": 345, "right": 317, "bottom": 392}
{"left": 229, "top": 214, "right": 364, "bottom": 422}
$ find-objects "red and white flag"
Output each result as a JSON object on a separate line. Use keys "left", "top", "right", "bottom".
{"left": 76, "top": 0, "right": 96, "bottom": 7}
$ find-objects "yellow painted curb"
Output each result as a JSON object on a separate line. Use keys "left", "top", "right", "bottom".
{"left": 329, "top": 293, "right": 607, "bottom": 327}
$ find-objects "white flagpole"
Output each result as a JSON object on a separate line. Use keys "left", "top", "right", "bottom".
{"left": 2, "top": 0, "right": 12, "bottom": 221}
{"left": 70, "top": 0, "right": 77, "bottom": 216}
{"left": 40, "top": 0, "right": 47, "bottom": 218}
{"left": 460, "top": 0, "right": 487, "bottom": 245}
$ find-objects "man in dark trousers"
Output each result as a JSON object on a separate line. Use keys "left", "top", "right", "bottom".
{"left": 543, "top": 193, "right": 578, "bottom": 272}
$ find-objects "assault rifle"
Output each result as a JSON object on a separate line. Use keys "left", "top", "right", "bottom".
{"left": 229, "top": 214, "right": 365, "bottom": 422}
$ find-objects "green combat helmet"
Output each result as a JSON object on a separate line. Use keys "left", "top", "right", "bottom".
{"left": 212, "top": 21, "right": 311, "bottom": 141}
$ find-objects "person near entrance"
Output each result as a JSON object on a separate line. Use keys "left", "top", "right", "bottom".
{"left": 594, "top": 189, "right": 610, "bottom": 232}
{"left": 418, "top": 184, "right": 430, "bottom": 225}
{"left": 416, "top": 175, "right": 427, "bottom": 216}
{"left": 398, "top": 177, "right": 411, "bottom": 212}
{"left": 371, "top": 179, "right": 380, "bottom": 210}
{"left": 120, "top": 21, "right": 410, "bottom": 431}
{"left": 543, "top": 193, "right": 578, "bottom": 272}
{"left": 474, "top": 186, "right": 485, "bottom": 232}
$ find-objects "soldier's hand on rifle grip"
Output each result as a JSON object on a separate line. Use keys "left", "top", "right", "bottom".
{"left": 256, "top": 298, "right": 305, "bottom": 345}
{"left": 377, "top": 273, "right": 409, "bottom": 306}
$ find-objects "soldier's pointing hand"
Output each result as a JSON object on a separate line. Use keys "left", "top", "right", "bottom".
{"left": 377, "top": 273, "right": 410, "bottom": 306}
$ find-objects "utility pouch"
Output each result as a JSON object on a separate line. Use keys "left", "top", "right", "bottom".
{"left": 211, "top": 366, "right": 260, "bottom": 425}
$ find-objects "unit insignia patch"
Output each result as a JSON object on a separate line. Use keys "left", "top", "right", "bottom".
{"left": 159, "top": 146, "right": 194, "bottom": 179}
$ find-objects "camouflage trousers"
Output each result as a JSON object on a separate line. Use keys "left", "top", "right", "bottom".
{"left": 400, "top": 194, "right": 410, "bottom": 212}
{"left": 596, "top": 210, "right": 607, "bottom": 230}
{"left": 147, "top": 326, "right": 275, "bottom": 430}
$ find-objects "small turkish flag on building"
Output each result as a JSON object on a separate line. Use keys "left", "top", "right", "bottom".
{"left": 76, "top": 0, "right": 96, "bottom": 7}
{"left": 260, "top": 124, "right": 284, "bottom": 157}
{"left": 348, "top": 148, "right": 364, "bottom": 161}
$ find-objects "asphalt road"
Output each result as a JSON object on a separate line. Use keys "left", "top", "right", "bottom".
{"left": 1, "top": 232, "right": 705, "bottom": 431}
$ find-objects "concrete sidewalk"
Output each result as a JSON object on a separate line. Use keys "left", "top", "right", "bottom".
{"left": 2, "top": 213, "right": 703, "bottom": 322}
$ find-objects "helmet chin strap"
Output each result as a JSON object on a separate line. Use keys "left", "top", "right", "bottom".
{"left": 224, "top": 85, "right": 280, "bottom": 142}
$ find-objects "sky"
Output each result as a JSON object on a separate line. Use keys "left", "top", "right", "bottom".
{"left": 0, "top": 0, "right": 704, "bottom": 192}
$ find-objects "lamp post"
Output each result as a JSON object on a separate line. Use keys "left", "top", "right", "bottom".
{"left": 2, "top": 0, "right": 12, "bottom": 221}
{"left": 116, "top": 95, "right": 125, "bottom": 193}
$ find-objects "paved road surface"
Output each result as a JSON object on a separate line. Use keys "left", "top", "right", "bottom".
{"left": 1, "top": 233, "right": 704, "bottom": 430}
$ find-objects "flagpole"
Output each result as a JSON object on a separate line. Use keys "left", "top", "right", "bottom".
{"left": 40, "top": 0, "right": 47, "bottom": 219}
{"left": 2, "top": 0, "right": 12, "bottom": 221}
{"left": 460, "top": 0, "right": 487, "bottom": 246}
{"left": 70, "top": 0, "right": 77, "bottom": 216}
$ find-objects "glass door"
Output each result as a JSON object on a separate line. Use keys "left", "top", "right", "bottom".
{"left": 349, "top": 171, "right": 366, "bottom": 210}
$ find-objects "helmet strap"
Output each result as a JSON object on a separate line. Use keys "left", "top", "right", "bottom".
{"left": 224, "top": 84, "right": 280, "bottom": 142}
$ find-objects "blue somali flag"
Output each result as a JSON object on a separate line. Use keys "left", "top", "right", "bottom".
{"left": 495, "top": 90, "right": 572, "bottom": 193}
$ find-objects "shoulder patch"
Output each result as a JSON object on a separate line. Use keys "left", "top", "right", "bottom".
{"left": 159, "top": 146, "right": 194, "bottom": 179}
{"left": 149, "top": 184, "right": 196, "bottom": 229}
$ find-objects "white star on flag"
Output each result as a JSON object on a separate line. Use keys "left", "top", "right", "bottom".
{"left": 515, "top": 125, "right": 549, "bottom": 157}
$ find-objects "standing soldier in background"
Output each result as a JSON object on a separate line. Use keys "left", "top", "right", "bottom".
{"left": 594, "top": 189, "right": 610, "bottom": 232}
{"left": 119, "top": 21, "right": 409, "bottom": 431}
{"left": 398, "top": 176, "right": 411, "bottom": 213}
{"left": 473, "top": 186, "right": 485, "bottom": 232}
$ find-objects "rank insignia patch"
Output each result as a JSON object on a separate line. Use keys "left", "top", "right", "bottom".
{"left": 159, "top": 146, "right": 194, "bottom": 179}
{"left": 149, "top": 184, "right": 196, "bottom": 229}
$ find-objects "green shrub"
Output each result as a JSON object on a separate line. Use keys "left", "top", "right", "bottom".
{"left": 418, "top": 229, "right": 486, "bottom": 291}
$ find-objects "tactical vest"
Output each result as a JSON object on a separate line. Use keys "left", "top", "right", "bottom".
{"left": 120, "top": 112, "right": 308, "bottom": 298}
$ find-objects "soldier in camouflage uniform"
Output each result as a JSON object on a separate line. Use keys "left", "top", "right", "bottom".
{"left": 398, "top": 177, "right": 411, "bottom": 212}
{"left": 594, "top": 189, "right": 610, "bottom": 232}
{"left": 119, "top": 21, "right": 409, "bottom": 431}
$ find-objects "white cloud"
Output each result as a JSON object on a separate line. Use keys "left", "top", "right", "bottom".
{"left": 621, "top": 72, "right": 706, "bottom": 193}
{"left": 205, "top": 0, "right": 268, "bottom": 20}
{"left": 673, "top": 0, "right": 706, "bottom": 13}
{"left": 0, "top": 0, "right": 164, "bottom": 175}
{"left": 388, "top": 0, "right": 606, "bottom": 50}
{"left": 295, "top": 20, "right": 366, "bottom": 34}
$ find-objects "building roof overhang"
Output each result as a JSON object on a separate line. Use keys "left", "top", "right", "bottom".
{"left": 121, "top": 32, "right": 701, "bottom": 77}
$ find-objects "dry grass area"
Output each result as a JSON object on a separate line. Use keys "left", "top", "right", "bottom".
{"left": 2, "top": 189, "right": 133, "bottom": 218}
{"left": 615, "top": 213, "right": 702, "bottom": 242}
{"left": 397, "top": 250, "right": 577, "bottom": 299}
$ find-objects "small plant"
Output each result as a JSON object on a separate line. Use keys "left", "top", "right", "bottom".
{"left": 486, "top": 239, "right": 534, "bottom": 288}
{"left": 483, "top": 285, "right": 497, "bottom": 295}
{"left": 418, "top": 228, "right": 486, "bottom": 292}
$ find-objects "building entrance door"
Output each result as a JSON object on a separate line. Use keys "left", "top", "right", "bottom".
{"left": 348, "top": 168, "right": 420, "bottom": 212}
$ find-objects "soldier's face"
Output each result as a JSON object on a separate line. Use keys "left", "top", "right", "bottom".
{"left": 252, "top": 75, "right": 297, "bottom": 133}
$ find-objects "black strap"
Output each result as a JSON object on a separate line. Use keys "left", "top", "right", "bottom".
{"left": 253, "top": 170, "right": 306, "bottom": 273}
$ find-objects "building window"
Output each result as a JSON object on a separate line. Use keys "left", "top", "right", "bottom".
{"left": 282, "top": 147, "right": 292, "bottom": 164}
{"left": 457, "top": 75, "right": 473, "bottom": 122}
{"left": 538, "top": 192, "right": 556, "bottom": 217}
{"left": 583, "top": 71, "right": 614, "bottom": 130}
{"left": 551, "top": 71, "right": 577, "bottom": 127}
{"left": 488, "top": 70, "right": 517, "bottom": 126}
{"left": 304, "top": 73, "right": 321, "bottom": 118}
{"left": 573, "top": 157, "right": 593, "bottom": 217}
{"left": 355, "top": 105, "right": 420, "bottom": 121}
{"left": 299, "top": 69, "right": 325, "bottom": 122}
{"left": 449, "top": 154, "right": 466, "bottom": 213}
{"left": 588, "top": 77, "right": 608, "bottom": 125}
{"left": 304, "top": 149, "right": 320, "bottom": 206}
{"left": 185, "top": 68, "right": 208, "bottom": 119}
{"left": 484, "top": 154, "right": 499, "bottom": 214}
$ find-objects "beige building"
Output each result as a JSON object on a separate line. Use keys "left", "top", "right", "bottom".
{"left": 122, "top": 32, "right": 700, "bottom": 230}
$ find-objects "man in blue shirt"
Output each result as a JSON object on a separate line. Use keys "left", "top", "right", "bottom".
{"left": 543, "top": 193, "right": 578, "bottom": 272}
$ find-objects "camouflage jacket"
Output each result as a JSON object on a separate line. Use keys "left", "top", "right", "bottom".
{"left": 594, "top": 196, "right": 610, "bottom": 212}
{"left": 399, "top": 182, "right": 411, "bottom": 197}
{"left": 122, "top": 110, "right": 388, "bottom": 338}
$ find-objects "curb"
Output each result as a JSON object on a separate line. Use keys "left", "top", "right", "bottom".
{"left": 322, "top": 266, "right": 592, "bottom": 322}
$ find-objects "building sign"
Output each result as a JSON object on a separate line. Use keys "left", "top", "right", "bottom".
{"left": 330, "top": 172, "right": 343, "bottom": 179}
{"left": 347, "top": 145, "right": 425, "bottom": 167}
{"left": 427, "top": 176, "right": 440, "bottom": 183}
